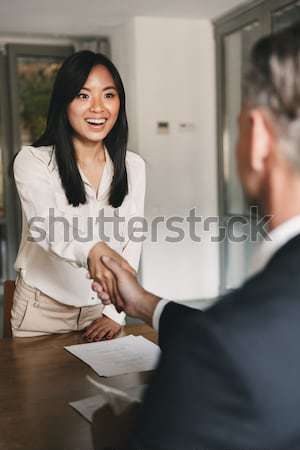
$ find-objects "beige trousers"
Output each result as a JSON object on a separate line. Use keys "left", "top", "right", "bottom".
{"left": 11, "top": 277, "right": 104, "bottom": 338}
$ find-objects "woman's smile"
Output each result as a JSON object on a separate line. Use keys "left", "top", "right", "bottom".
{"left": 84, "top": 116, "right": 108, "bottom": 132}
{"left": 85, "top": 117, "right": 107, "bottom": 126}
{"left": 68, "top": 64, "right": 120, "bottom": 144}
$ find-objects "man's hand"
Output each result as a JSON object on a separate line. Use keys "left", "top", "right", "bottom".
{"left": 92, "top": 256, "right": 160, "bottom": 326}
{"left": 83, "top": 316, "right": 121, "bottom": 342}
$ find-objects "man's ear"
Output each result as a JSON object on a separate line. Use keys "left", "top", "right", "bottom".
{"left": 249, "top": 109, "right": 275, "bottom": 173}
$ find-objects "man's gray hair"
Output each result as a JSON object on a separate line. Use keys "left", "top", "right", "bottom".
{"left": 244, "top": 22, "right": 300, "bottom": 170}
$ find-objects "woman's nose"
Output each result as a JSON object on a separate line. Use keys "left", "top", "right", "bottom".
{"left": 90, "top": 97, "right": 105, "bottom": 113}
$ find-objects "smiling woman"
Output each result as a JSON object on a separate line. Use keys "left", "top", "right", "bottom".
{"left": 11, "top": 51, "right": 146, "bottom": 341}
{"left": 68, "top": 65, "right": 121, "bottom": 154}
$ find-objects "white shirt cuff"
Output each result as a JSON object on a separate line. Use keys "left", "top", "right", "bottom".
{"left": 152, "top": 299, "right": 171, "bottom": 331}
{"left": 103, "top": 304, "right": 126, "bottom": 325}
{"left": 73, "top": 241, "right": 96, "bottom": 269}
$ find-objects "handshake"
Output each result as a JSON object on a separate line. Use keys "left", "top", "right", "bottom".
{"left": 87, "top": 242, "right": 160, "bottom": 326}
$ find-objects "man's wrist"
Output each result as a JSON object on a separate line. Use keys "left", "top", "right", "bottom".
{"left": 136, "top": 292, "right": 161, "bottom": 326}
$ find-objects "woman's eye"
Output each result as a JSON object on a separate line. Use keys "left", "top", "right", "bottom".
{"left": 105, "top": 92, "right": 115, "bottom": 99}
{"left": 77, "top": 93, "right": 89, "bottom": 100}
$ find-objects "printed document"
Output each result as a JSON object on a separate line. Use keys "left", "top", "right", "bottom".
{"left": 65, "top": 335, "right": 160, "bottom": 377}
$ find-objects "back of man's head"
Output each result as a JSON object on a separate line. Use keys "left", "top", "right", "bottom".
{"left": 245, "top": 22, "right": 300, "bottom": 171}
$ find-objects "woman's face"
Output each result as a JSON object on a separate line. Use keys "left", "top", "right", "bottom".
{"left": 67, "top": 64, "right": 120, "bottom": 145}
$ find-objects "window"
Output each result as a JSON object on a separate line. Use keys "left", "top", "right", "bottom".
{"left": 215, "top": 0, "right": 299, "bottom": 292}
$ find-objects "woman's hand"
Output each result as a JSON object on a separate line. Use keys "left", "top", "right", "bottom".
{"left": 88, "top": 242, "right": 135, "bottom": 302}
{"left": 91, "top": 256, "right": 160, "bottom": 325}
{"left": 83, "top": 316, "right": 121, "bottom": 341}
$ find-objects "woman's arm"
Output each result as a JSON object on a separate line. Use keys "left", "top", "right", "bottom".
{"left": 14, "top": 147, "right": 132, "bottom": 275}
{"left": 100, "top": 155, "right": 146, "bottom": 327}
{"left": 14, "top": 147, "right": 101, "bottom": 268}
{"left": 85, "top": 153, "right": 146, "bottom": 341}
{"left": 122, "top": 154, "right": 146, "bottom": 271}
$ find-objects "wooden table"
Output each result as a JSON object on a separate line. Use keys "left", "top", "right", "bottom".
{"left": 0, "top": 324, "right": 157, "bottom": 450}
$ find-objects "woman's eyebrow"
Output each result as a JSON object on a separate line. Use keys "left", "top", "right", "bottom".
{"left": 103, "top": 86, "right": 117, "bottom": 91}
{"left": 80, "top": 85, "right": 117, "bottom": 91}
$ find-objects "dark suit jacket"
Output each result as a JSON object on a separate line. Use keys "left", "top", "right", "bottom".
{"left": 129, "top": 234, "right": 300, "bottom": 450}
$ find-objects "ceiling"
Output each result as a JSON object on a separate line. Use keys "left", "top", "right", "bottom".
{"left": 0, "top": 0, "right": 249, "bottom": 36}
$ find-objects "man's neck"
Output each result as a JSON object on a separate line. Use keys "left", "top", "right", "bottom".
{"left": 265, "top": 169, "right": 300, "bottom": 232}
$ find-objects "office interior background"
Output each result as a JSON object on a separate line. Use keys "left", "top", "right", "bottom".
{"left": 0, "top": 0, "right": 299, "bottom": 336}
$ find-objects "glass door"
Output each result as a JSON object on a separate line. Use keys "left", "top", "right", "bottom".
{"left": 270, "top": 0, "right": 300, "bottom": 31}
{"left": 222, "top": 21, "right": 264, "bottom": 291}
{"left": 215, "top": 0, "right": 300, "bottom": 293}
{"left": 0, "top": 51, "right": 9, "bottom": 288}
{"left": 271, "top": 1, "right": 300, "bottom": 32}
{"left": 1, "top": 44, "right": 73, "bottom": 287}
{"left": 8, "top": 45, "right": 73, "bottom": 151}
{"left": 216, "top": 10, "right": 266, "bottom": 293}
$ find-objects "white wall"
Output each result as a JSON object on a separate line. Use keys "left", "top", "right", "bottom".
{"left": 110, "top": 17, "right": 219, "bottom": 301}
{"left": 109, "top": 21, "right": 138, "bottom": 152}
{"left": 0, "top": 18, "right": 220, "bottom": 301}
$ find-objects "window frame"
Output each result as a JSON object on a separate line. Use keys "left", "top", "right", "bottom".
{"left": 214, "top": 0, "right": 300, "bottom": 293}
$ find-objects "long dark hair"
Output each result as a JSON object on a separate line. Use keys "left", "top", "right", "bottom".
{"left": 34, "top": 50, "right": 128, "bottom": 207}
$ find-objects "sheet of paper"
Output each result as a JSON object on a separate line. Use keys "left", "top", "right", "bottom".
{"left": 65, "top": 335, "right": 160, "bottom": 377}
{"left": 70, "top": 384, "right": 146, "bottom": 423}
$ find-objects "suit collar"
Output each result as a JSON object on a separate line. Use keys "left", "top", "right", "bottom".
{"left": 249, "top": 214, "right": 300, "bottom": 279}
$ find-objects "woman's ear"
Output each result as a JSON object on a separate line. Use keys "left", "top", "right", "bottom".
{"left": 249, "top": 109, "right": 275, "bottom": 173}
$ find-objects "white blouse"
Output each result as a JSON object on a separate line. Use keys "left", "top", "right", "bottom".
{"left": 14, "top": 145, "right": 146, "bottom": 325}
